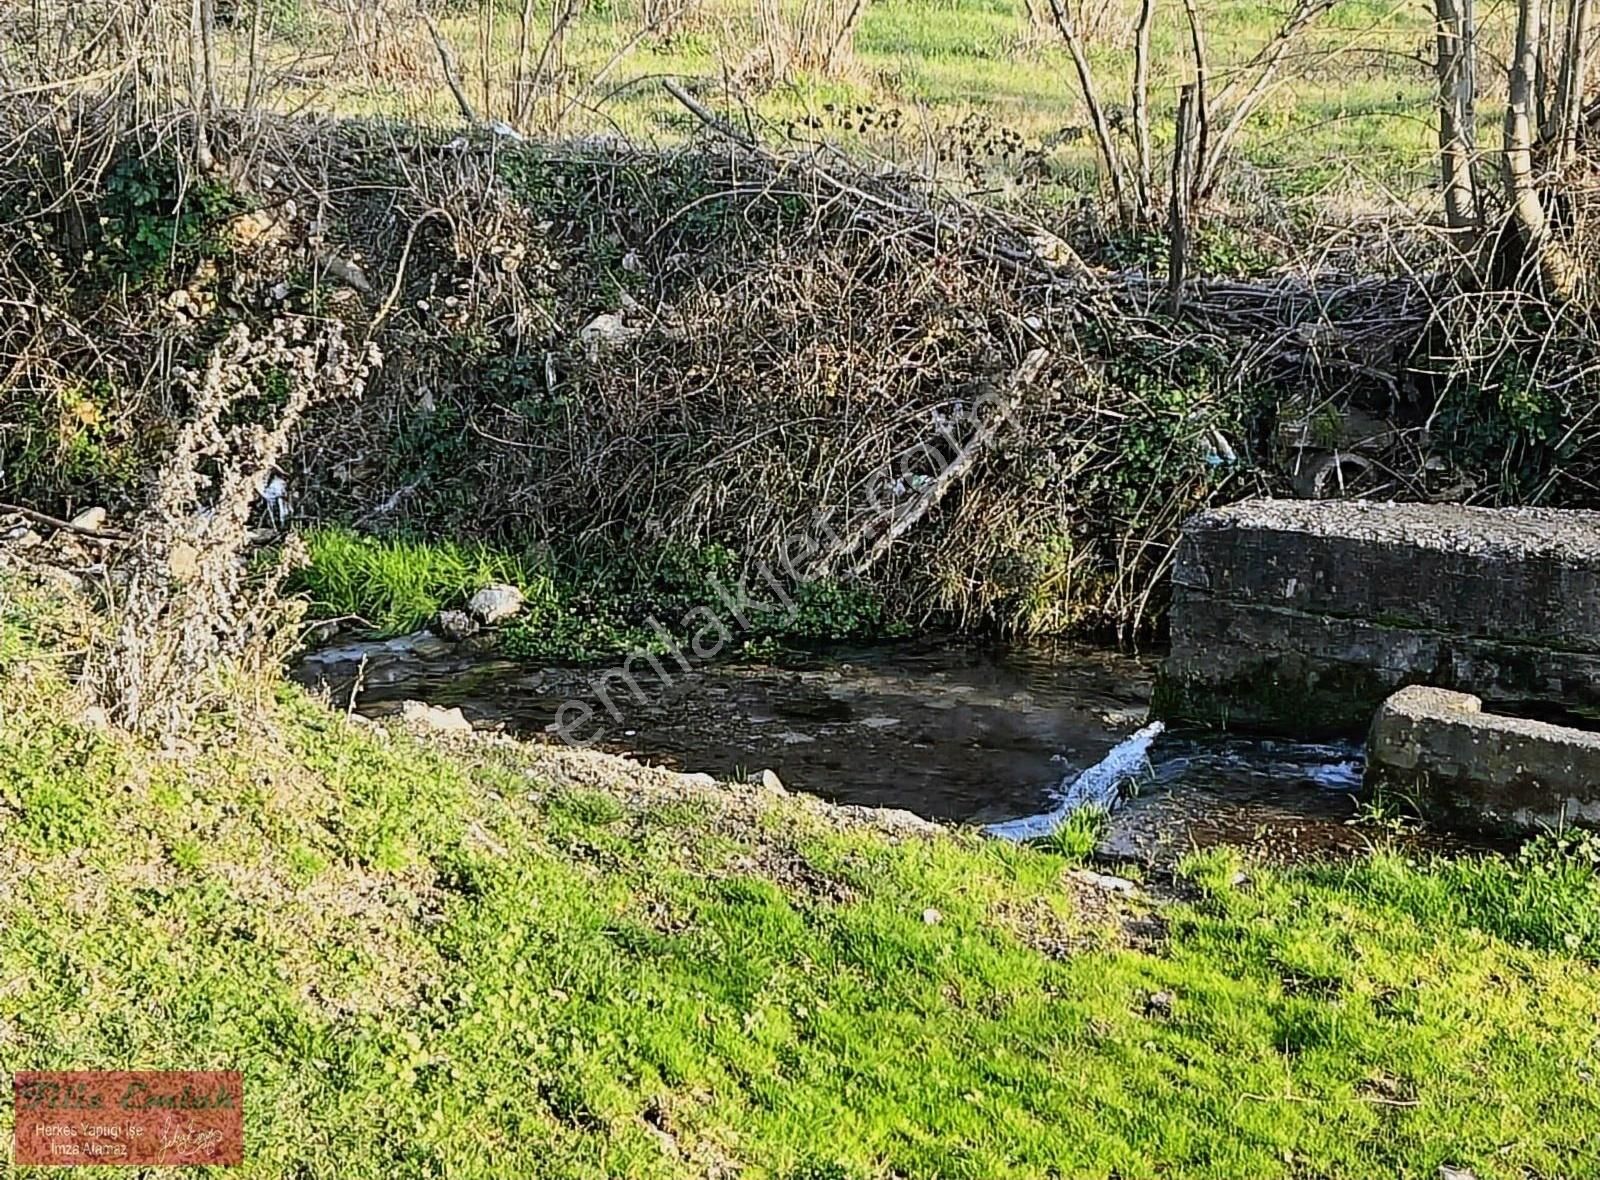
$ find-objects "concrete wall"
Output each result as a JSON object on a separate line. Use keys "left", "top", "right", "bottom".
{"left": 1157, "top": 500, "right": 1600, "bottom": 734}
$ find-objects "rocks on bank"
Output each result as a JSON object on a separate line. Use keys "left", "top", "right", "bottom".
{"left": 429, "top": 582, "right": 526, "bottom": 642}
{"left": 301, "top": 581, "right": 527, "bottom": 672}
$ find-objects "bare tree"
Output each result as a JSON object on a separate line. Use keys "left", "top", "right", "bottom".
{"left": 1195, "top": 0, "right": 1337, "bottom": 199}
{"left": 420, "top": 3, "right": 479, "bottom": 123}
{"left": 1435, "top": 0, "right": 1481, "bottom": 239}
{"left": 244, "top": 0, "right": 268, "bottom": 111}
{"left": 1046, "top": 0, "right": 1335, "bottom": 221}
{"left": 1502, "top": 0, "right": 1582, "bottom": 294}
{"left": 1504, "top": 0, "right": 1545, "bottom": 251}
{"left": 1168, "top": 83, "right": 1198, "bottom": 314}
{"left": 188, "top": 0, "right": 216, "bottom": 169}
{"left": 513, "top": 0, "right": 540, "bottom": 125}
{"left": 1178, "top": 0, "right": 1210, "bottom": 203}
{"left": 1045, "top": 0, "right": 1132, "bottom": 221}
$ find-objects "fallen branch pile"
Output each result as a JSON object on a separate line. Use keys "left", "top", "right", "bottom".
{"left": 2, "top": 98, "right": 1596, "bottom": 639}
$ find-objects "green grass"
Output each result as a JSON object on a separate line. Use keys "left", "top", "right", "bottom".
{"left": 188, "top": 0, "right": 1463, "bottom": 204}
{"left": 291, "top": 526, "right": 907, "bottom": 659}
{"left": 289, "top": 526, "right": 543, "bottom": 635}
{"left": 5, "top": 577, "right": 1600, "bottom": 1176}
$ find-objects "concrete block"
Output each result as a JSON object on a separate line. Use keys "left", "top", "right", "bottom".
{"left": 1158, "top": 499, "right": 1600, "bottom": 733}
{"left": 1175, "top": 500, "right": 1600, "bottom": 644}
{"left": 1366, "top": 685, "right": 1600, "bottom": 832}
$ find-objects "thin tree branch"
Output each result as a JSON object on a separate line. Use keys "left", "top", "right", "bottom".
{"left": 419, "top": 3, "right": 479, "bottom": 124}
{"left": 1132, "top": 0, "right": 1155, "bottom": 219}
{"left": 1179, "top": 0, "right": 1211, "bottom": 200}
{"left": 1045, "top": 0, "right": 1130, "bottom": 220}
{"left": 1197, "top": 0, "right": 1337, "bottom": 198}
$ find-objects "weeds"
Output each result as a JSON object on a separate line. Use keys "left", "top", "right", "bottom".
{"left": 1036, "top": 804, "right": 1107, "bottom": 861}
{"left": 94, "top": 157, "right": 242, "bottom": 282}
{"left": 1348, "top": 785, "right": 1426, "bottom": 835}
{"left": 82, "top": 321, "right": 378, "bottom": 736}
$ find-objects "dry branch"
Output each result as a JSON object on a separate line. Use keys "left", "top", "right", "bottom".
{"left": 420, "top": 4, "right": 478, "bottom": 124}
{"left": 1045, "top": 0, "right": 1130, "bottom": 221}
{"left": 1132, "top": 0, "right": 1155, "bottom": 219}
{"left": 1196, "top": 0, "right": 1337, "bottom": 199}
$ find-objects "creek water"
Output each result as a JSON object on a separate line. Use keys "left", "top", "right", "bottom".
{"left": 295, "top": 636, "right": 1495, "bottom": 865}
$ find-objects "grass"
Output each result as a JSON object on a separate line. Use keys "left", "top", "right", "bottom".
{"left": 163, "top": 0, "right": 1467, "bottom": 205}
{"left": 289, "top": 526, "right": 543, "bottom": 635}
{"left": 290, "top": 526, "right": 907, "bottom": 659}
{"left": 5, "top": 575, "right": 1600, "bottom": 1177}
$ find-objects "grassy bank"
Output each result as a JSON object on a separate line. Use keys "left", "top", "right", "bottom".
{"left": 290, "top": 526, "right": 910, "bottom": 659}
{"left": 5, "top": 574, "right": 1600, "bottom": 1177}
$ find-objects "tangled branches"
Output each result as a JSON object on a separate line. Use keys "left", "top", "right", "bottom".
{"left": 5, "top": 97, "right": 1600, "bottom": 655}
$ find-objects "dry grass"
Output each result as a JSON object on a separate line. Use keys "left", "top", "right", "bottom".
{"left": 78, "top": 319, "right": 379, "bottom": 735}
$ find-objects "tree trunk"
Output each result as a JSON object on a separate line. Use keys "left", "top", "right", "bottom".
{"left": 1537, "top": 0, "right": 1558, "bottom": 132}
{"left": 1168, "top": 84, "right": 1198, "bottom": 316}
{"left": 245, "top": 0, "right": 267, "bottom": 111}
{"left": 1553, "top": 0, "right": 1593, "bottom": 163}
{"left": 189, "top": 0, "right": 215, "bottom": 170}
{"left": 1179, "top": 0, "right": 1211, "bottom": 199}
{"left": 1132, "top": 0, "right": 1155, "bottom": 220}
{"left": 1504, "top": 0, "right": 1579, "bottom": 295}
{"left": 1435, "top": 0, "right": 1480, "bottom": 239}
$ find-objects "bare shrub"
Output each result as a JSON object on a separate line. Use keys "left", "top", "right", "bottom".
{"left": 748, "top": 0, "right": 867, "bottom": 84}
{"left": 84, "top": 320, "right": 379, "bottom": 736}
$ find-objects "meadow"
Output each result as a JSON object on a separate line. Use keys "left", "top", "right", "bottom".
{"left": 155, "top": 0, "right": 1461, "bottom": 205}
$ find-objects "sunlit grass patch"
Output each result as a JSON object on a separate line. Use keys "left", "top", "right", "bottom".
{"left": 6, "top": 578, "right": 1600, "bottom": 1176}
{"left": 290, "top": 525, "right": 544, "bottom": 635}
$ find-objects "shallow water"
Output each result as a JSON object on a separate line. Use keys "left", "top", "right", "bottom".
{"left": 295, "top": 636, "right": 1500, "bottom": 863}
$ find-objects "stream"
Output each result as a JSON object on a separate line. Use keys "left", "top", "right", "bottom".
{"left": 295, "top": 636, "right": 1498, "bottom": 865}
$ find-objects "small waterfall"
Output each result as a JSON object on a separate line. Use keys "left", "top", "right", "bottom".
{"left": 983, "top": 721, "right": 1165, "bottom": 841}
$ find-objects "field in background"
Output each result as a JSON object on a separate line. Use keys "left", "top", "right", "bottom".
{"left": 20, "top": 0, "right": 1475, "bottom": 213}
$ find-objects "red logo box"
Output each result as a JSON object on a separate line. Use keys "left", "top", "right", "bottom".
{"left": 13, "top": 1071, "right": 242, "bottom": 1166}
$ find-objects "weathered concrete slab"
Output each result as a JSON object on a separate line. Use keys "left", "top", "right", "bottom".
{"left": 1367, "top": 686, "right": 1600, "bottom": 832}
{"left": 1157, "top": 499, "right": 1600, "bottom": 733}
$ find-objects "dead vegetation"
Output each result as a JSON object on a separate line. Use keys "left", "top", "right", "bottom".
{"left": 79, "top": 320, "right": 377, "bottom": 734}
{"left": 1, "top": 0, "right": 1599, "bottom": 692}
{"left": 4, "top": 83, "right": 1600, "bottom": 660}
